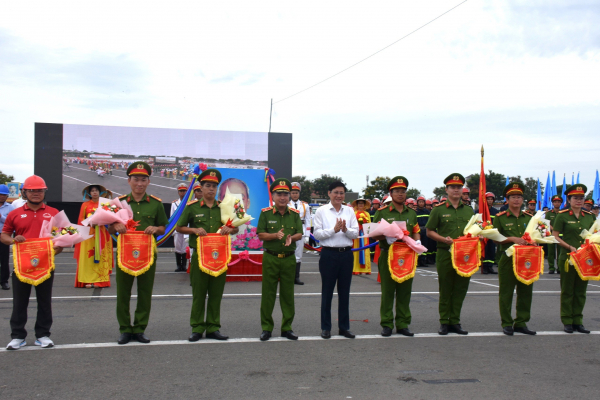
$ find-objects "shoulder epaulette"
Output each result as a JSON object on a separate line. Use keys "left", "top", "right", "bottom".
{"left": 118, "top": 194, "right": 127, "bottom": 200}
{"left": 150, "top": 195, "right": 162, "bottom": 202}
{"left": 186, "top": 199, "right": 198, "bottom": 206}
{"left": 261, "top": 206, "right": 273, "bottom": 212}
{"left": 290, "top": 208, "right": 300, "bottom": 213}
{"left": 583, "top": 210, "right": 593, "bottom": 215}
{"left": 559, "top": 209, "right": 570, "bottom": 214}
{"left": 523, "top": 211, "right": 533, "bottom": 216}
{"left": 496, "top": 211, "right": 507, "bottom": 217}
{"left": 434, "top": 202, "right": 445, "bottom": 207}
{"left": 378, "top": 205, "right": 387, "bottom": 210}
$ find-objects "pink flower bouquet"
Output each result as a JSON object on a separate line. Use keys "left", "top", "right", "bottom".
{"left": 81, "top": 197, "right": 133, "bottom": 227}
{"left": 40, "top": 210, "right": 93, "bottom": 247}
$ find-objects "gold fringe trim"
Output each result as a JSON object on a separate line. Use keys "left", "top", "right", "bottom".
{"left": 197, "top": 235, "right": 231, "bottom": 277}
{"left": 450, "top": 240, "right": 482, "bottom": 278}
{"left": 13, "top": 240, "right": 55, "bottom": 286}
{"left": 569, "top": 244, "right": 600, "bottom": 281}
{"left": 387, "top": 243, "right": 417, "bottom": 284}
{"left": 117, "top": 234, "right": 156, "bottom": 277}
{"left": 512, "top": 247, "right": 544, "bottom": 286}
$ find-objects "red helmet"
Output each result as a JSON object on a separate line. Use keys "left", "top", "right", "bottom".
{"left": 406, "top": 198, "right": 414, "bottom": 204}
{"left": 432, "top": 199, "right": 440, "bottom": 204}
{"left": 441, "top": 197, "right": 447, "bottom": 201}
{"left": 426, "top": 200, "right": 432, "bottom": 205}
{"left": 485, "top": 192, "right": 495, "bottom": 199}
{"left": 462, "top": 188, "right": 470, "bottom": 193}
{"left": 22, "top": 175, "right": 47, "bottom": 190}
{"left": 417, "top": 196, "right": 425, "bottom": 201}
{"left": 372, "top": 198, "right": 381, "bottom": 204}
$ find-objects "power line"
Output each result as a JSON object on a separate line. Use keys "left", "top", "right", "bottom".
{"left": 273, "top": 0, "right": 469, "bottom": 105}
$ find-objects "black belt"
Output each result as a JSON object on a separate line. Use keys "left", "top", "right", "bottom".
{"left": 264, "top": 250, "right": 295, "bottom": 258}
{"left": 321, "top": 246, "right": 352, "bottom": 252}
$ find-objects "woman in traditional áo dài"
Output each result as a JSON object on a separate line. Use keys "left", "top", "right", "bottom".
{"left": 352, "top": 198, "right": 372, "bottom": 275}
{"left": 74, "top": 184, "right": 114, "bottom": 288}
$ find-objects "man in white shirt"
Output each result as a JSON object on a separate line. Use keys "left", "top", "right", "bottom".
{"left": 313, "top": 181, "right": 359, "bottom": 339}
{"left": 171, "top": 183, "right": 189, "bottom": 272}
{"left": 289, "top": 182, "right": 311, "bottom": 285}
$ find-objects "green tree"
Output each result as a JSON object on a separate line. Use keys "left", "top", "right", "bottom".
{"left": 406, "top": 188, "right": 421, "bottom": 200}
{"left": 465, "top": 170, "right": 507, "bottom": 202}
{"left": 312, "top": 174, "right": 350, "bottom": 199}
{"left": 291, "top": 175, "right": 313, "bottom": 203}
{"left": 0, "top": 170, "right": 14, "bottom": 184}
{"left": 363, "top": 176, "right": 390, "bottom": 200}
{"left": 433, "top": 186, "right": 446, "bottom": 199}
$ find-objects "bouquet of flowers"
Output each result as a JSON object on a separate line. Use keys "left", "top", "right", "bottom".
{"left": 40, "top": 210, "right": 93, "bottom": 247}
{"left": 362, "top": 220, "right": 427, "bottom": 254}
{"left": 580, "top": 220, "right": 600, "bottom": 245}
{"left": 82, "top": 197, "right": 133, "bottom": 227}
{"left": 219, "top": 188, "right": 253, "bottom": 229}
{"left": 463, "top": 214, "right": 507, "bottom": 242}
{"left": 505, "top": 210, "right": 558, "bottom": 257}
{"left": 356, "top": 211, "right": 370, "bottom": 225}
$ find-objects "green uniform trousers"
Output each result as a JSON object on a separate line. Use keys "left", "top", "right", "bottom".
{"left": 436, "top": 249, "right": 471, "bottom": 325}
{"left": 378, "top": 249, "right": 413, "bottom": 329}
{"left": 260, "top": 252, "right": 295, "bottom": 332}
{"left": 558, "top": 255, "right": 588, "bottom": 325}
{"left": 116, "top": 261, "right": 156, "bottom": 334}
{"left": 190, "top": 251, "right": 227, "bottom": 334}
{"left": 547, "top": 244, "right": 558, "bottom": 271}
{"left": 498, "top": 259, "right": 533, "bottom": 328}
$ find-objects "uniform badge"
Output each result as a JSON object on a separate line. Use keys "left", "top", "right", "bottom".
{"left": 212, "top": 250, "right": 219, "bottom": 260}
{"left": 279, "top": 181, "right": 285, "bottom": 186}
{"left": 31, "top": 257, "right": 39, "bottom": 267}
{"left": 210, "top": 171, "right": 216, "bottom": 177}
{"left": 398, "top": 178, "right": 403, "bottom": 183}
{"left": 513, "top": 184, "right": 519, "bottom": 188}
{"left": 454, "top": 176, "right": 459, "bottom": 181}
{"left": 137, "top": 164, "right": 144, "bottom": 170}
{"left": 132, "top": 249, "right": 140, "bottom": 259}
{"left": 43, "top": 213, "right": 51, "bottom": 218}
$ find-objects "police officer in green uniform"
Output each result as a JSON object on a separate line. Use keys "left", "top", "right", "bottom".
{"left": 257, "top": 179, "right": 303, "bottom": 341}
{"left": 110, "top": 162, "right": 168, "bottom": 344}
{"left": 552, "top": 184, "right": 594, "bottom": 334}
{"left": 372, "top": 176, "right": 420, "bottom": 337}
{"left": 545, "top": 195, "right": 563, "bottom": 274}
{"left": 493, "top": 183, "right": 536, "bottom": 336}
{"left": 176, "top": 169, "right": 238, "bottom": 341}
{"left": 426, "top": 173, "right": 474, "bottom": 335}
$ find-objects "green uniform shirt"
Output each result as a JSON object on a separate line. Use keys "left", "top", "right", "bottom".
{"left": 425, "top": 201, "right": 474, "bottom": 250}
{"left": 176, "top": 198, "right": 222, "bottom": 249}
{"left": 257, "top": 206, "right": 303, "bottom": 252}
{"left": 553, "top": 209, "right": 595, "bottom": 258}
{"left": 121, "top": 193, "right": 168, "bottom": 232}
{"left": 373, "top": 204, "right": 420, "bottom": 251}
{"left": 493, "top": 209, "right": 533, "bottom": 255}
{"left": 545, "top": 209, "right": 560, "bottom": 228}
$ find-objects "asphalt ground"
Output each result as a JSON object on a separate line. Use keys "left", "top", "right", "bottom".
{"left": 1, "top": 252, "right": 599, "bottom": 399}
{"left": 62, "top": 164, "right": 188, "bottom": 202}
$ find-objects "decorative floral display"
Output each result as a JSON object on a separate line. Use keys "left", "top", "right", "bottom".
{"left": 219, "top": 188, "right": 253, "bottom": 228}
{"left": 51, "top": 226, "right": 79, "bottom": 237}
{"left": 234, "top": 199, "right": 246, "bottom": 220}
{"left": 40, "top": 210, "right": 93, "bottom": 247}
{"left": 231, "top": 224, "right": 264, "bottom": 251}
{"left": 505, "top": 210, "right": 558, "bottom": 257}
{"left": 464, "top": 214, "right": 506, "bottom": 241}
{"left": 535, "top": 221, "right": 552, "bottom": 238}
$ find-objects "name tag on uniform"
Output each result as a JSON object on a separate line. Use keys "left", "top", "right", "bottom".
{"left": 195, "top": 214, "right": 204, "bottom": 217}
{"left": 567, "top": 221, "right": 576, "bottom": 224}
{"left": 268, "top": 220, "right": 277, "bottom": 224}
{"left": 386, "top": 218, "right": 395, "bottom": 222}
{"left": 505, "top": 223, "right": 513, "bottom": 226}
{"left": 442, "top": 214, "right": 451, "bottom": 218}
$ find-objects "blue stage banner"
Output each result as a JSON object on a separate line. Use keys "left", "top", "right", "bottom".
{"left": 217, "top": 168, "right": 269, "bottom": 251}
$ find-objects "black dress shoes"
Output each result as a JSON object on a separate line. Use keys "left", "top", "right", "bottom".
{"left": 133, "top": 333, "right": 150, "bottom": 343}
{"left": 503, "top": 326, "right": 514, "bottom": 336}
{"left": 188, "top": 332, "right": 202, "bottom": 342}
{"left": 549, "top": 270, "right": 555, "bottom": 274}
{"left": 482, "top": 266, "right": 490, "bottom": 275}
{"left": 448, "top": 324, "right": 468, "bottom": 335}
{"left": 397, "top": 328, "right": 414, "bottom": 337}
{"left": 321, "top": 330, "right": 331, "bottom": 339}
{"left": 438, "top": 324, "right": 449, "bottom": 335}
{"left": 294, "top": 279, "right": 304, "bottom": 285}
{"left": 206, "top": 331, "right": 229, "bottom": 340}
{"left": 1, "top": 282, "right": 9, "bottom": 290}
{"left": 489, "top": 266, "right": 498, "bottom": 274}
{"left": 118, "top": 333, "right": 132, "bottom": 345}
{"left": 573, "top": 325, "right": 590, "bottom": 334}
{"left": 260, "top": 331, "right": 272, "bottom": 341}
{"left": 281, "top": 330, "right": 298, "bottom": 340}
{"left": 514, "top": 326, "right": 536, "bottom": 335}
{"left": 564, "top": 324, "right": 574, "bottom": 334}
{"left": 339, "top": 330, "right": 355, "bottom": 339}
{"left": 381, "top": 327, "right": 393, "bottom": 337}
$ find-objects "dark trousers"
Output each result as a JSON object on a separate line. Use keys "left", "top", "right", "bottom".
{"left": 482, "top": 239, "right": 496, "bottom": 265}
{"left": 319, "top": 248, "right": 353, "bottom": 331}
{"left": 0, "top": 242, "right": 10, "bottom": 284}
{"left": 10, "top": 272, "right": 54, "bottom": 339}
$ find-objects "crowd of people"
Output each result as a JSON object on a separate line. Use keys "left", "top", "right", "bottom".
{"left": 0, "top": 167, "right": 597, "bottom": 351}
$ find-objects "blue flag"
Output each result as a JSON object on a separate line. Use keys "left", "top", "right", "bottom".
{"left": 536, "top": 178, "right": 541, "bottom": 211}
{"left": 561, "top": 174, "right": 567, "bottom": 209}
{"left": 542, "top": 172, "right": 552, "bottom": 209}
{"left": 594, "top": 170, "right": 600, "bottom": 205}
{"left": 577, "top": 172, "right": 580, "bottom": 184}
{"left": 552, "top": 171, "right": 557, "bottom": 196}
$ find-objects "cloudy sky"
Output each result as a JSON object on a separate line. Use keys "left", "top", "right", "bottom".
{"left": 1, "top": 0, "right": 598, "bottom": 197}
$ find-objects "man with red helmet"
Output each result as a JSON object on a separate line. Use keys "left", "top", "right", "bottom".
{"left": 2, "top": 176, "right": 62, "bottom": 350}
{"left": 475, "top": 192, "right": 499, "bottom": 274}
{"left": 369, "top": 198, "right": 380, "bottom": 218}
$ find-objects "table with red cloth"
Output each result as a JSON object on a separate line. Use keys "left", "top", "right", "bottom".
{"left": 226, "top": 251, "right": 263, "bottom": 282}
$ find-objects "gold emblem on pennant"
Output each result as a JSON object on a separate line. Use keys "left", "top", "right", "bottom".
{"left": 137, "top": 164, "right": 144, "bottom": 169}
{"left": 31, "top": 257, "right": 39, "bottom": 267}
{"left": 133, "top": 250, "right": 140, "bottom": 259}
{"left": 212, "top": 250, "right": 219, "bottom": 260}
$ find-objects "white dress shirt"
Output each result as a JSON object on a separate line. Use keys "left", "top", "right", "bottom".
{"left": 313, "top": 202, "right": 359, "bottom": 247}
{"left": 288, "top": 199, "right": 311, "bottom": 237}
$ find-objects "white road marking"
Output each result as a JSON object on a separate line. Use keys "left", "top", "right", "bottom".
{"left": 2, "top": 330, "right": 598, "bottom": 352}
{"left": 1, "top": 290, "right": 597, "bottom": 302}
{"left": 63, "top": 175, "right": 123, "bottom": 195}
{"left": 470, "top": 279, "right": 500, "bottom": 288}
{"left": 67, "top": 166, "right": 180, "bottom": 190}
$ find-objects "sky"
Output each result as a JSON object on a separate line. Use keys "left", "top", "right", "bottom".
{"left": 1, "top": 0, "right": 599, "bottom": 197}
